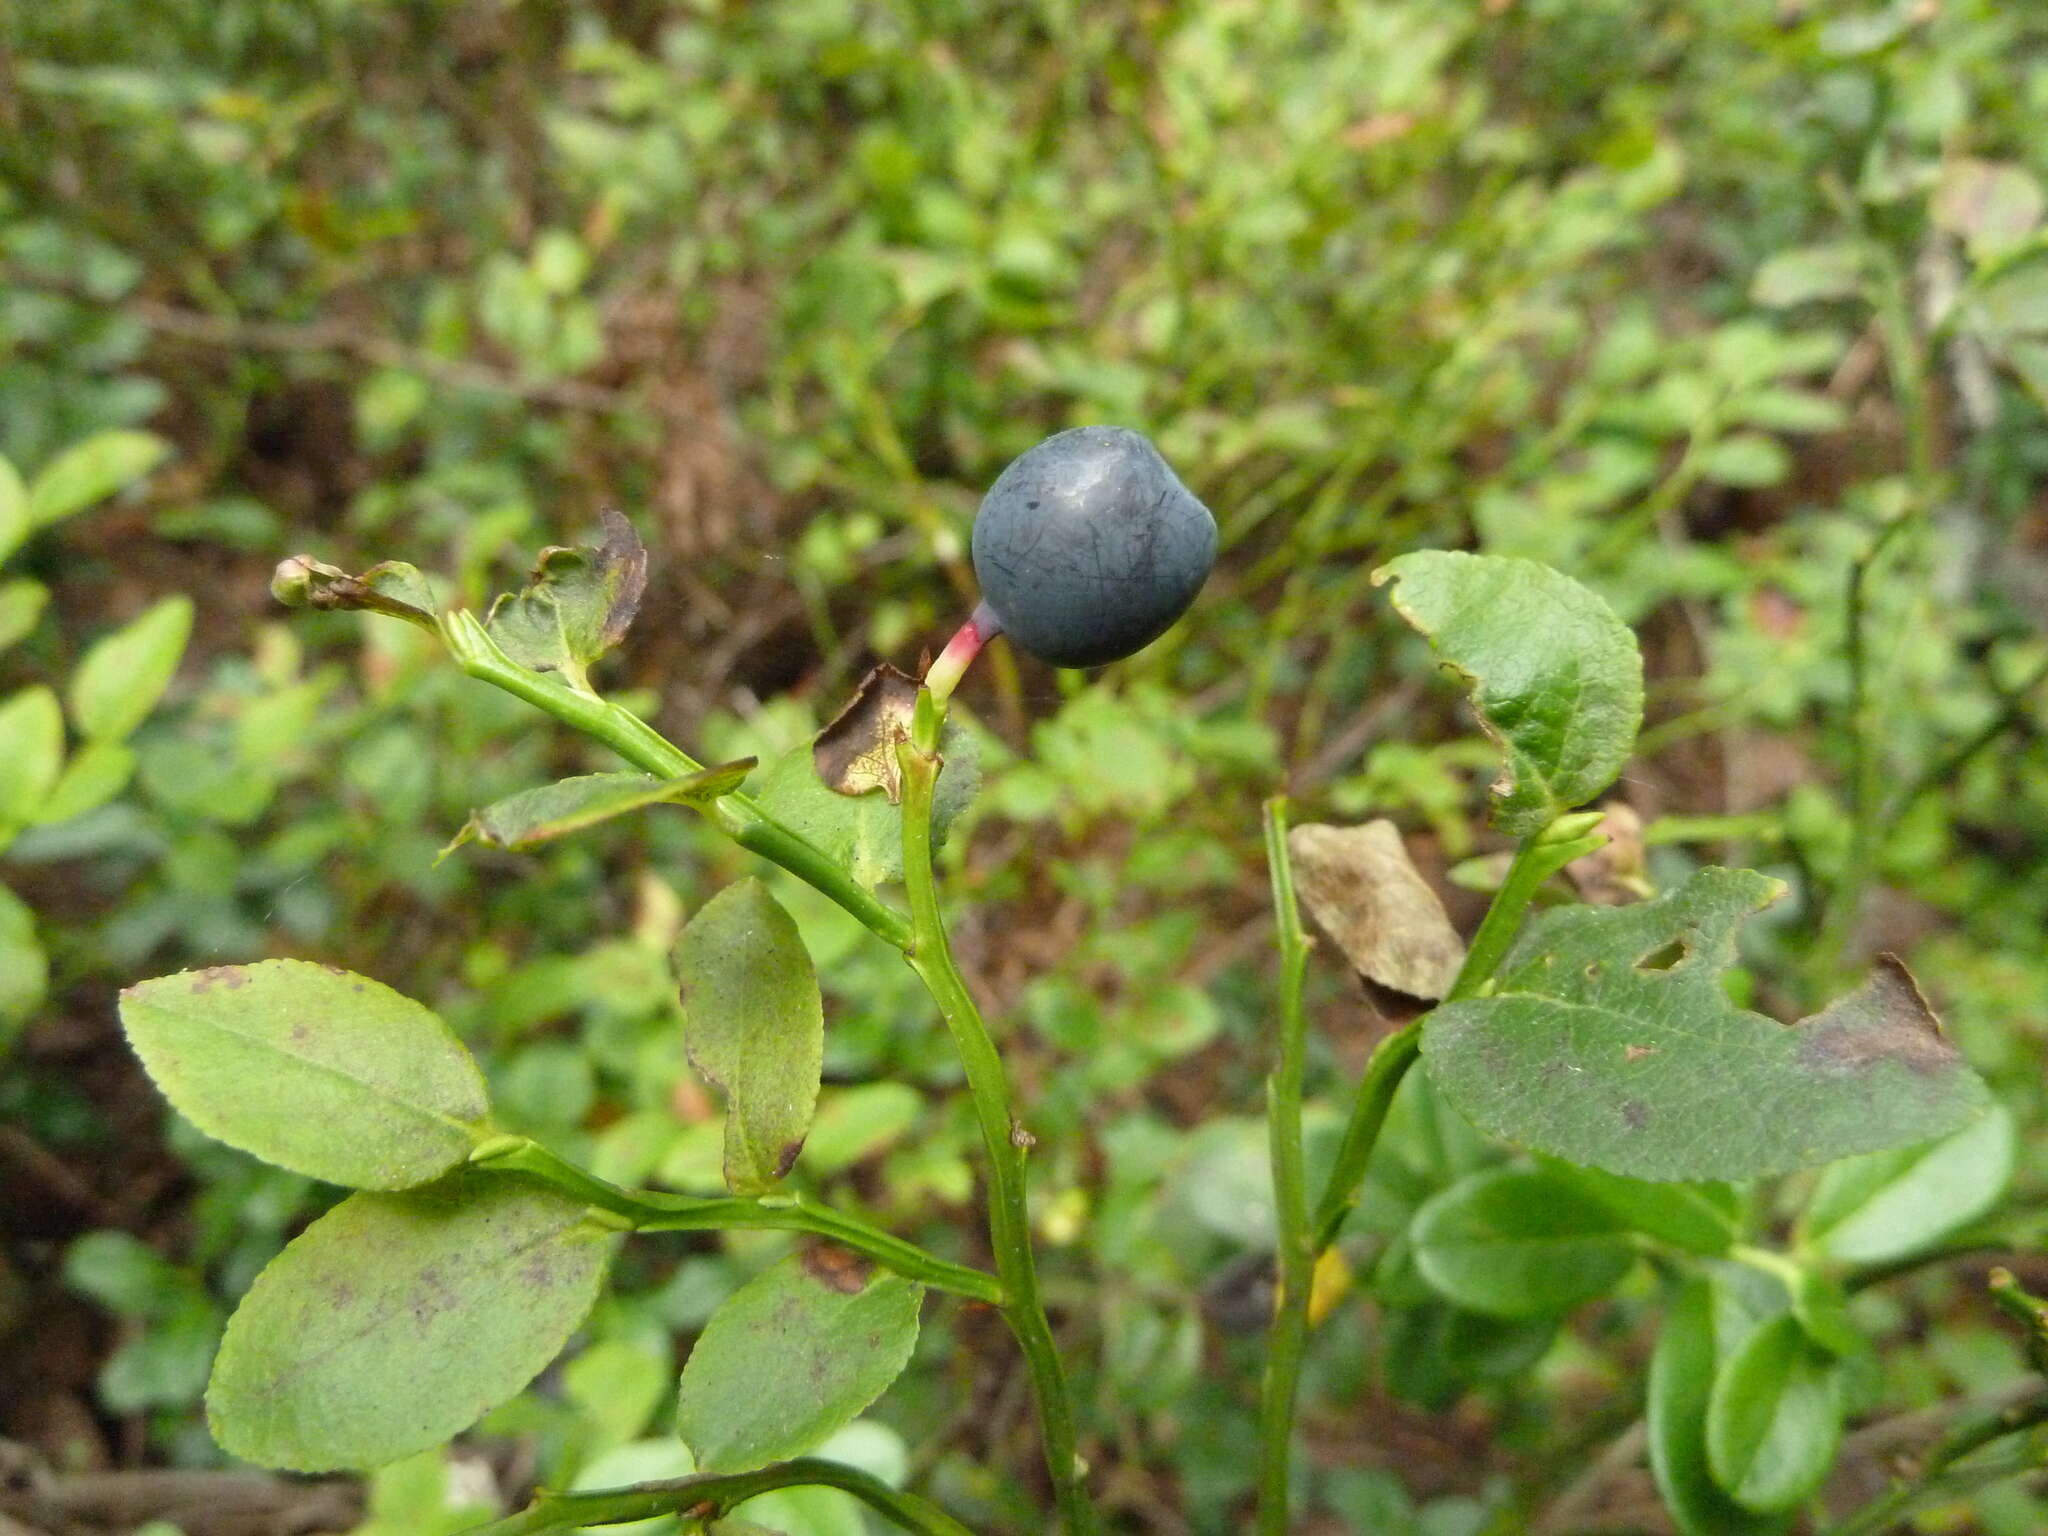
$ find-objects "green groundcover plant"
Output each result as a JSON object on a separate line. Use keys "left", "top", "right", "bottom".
{"left": 116, "top": 428, "right": 2035, "bottom": 1536}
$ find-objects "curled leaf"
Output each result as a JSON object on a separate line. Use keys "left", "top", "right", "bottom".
{"left": 676, "top": 880, "right": 824, "bottom": 1195}
{"left": 485, "top": 507, "right": 648, "bottom": 679}
{"left": 814, "top": 664, "right": 921, "bottom": 802}
{"left": 1287, "top": 820, "right": 1465, "bottom": 1002}
{"left": 1375, "top": 552, "right": 1643, "bottom": 834}
{"left": 272, "top": 556, "right": 439, "bottom": 631}
{"left": 445, "top": 761, "right": 754, "bottom": 854}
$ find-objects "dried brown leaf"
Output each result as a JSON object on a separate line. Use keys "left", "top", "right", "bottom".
{"left": 814, "top": 663, "right": 920, "bottom": 803}
{"left": 1288, "top": 820, "right": 1466, "bottom": 1002}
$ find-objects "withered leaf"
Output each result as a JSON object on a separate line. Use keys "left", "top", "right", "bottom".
{"left": 814, "top": 663, "right": 921, "bottom": 803}
{"left": 1289, "top": 820, "right": 1466, "bottom": 1002}
{"left": 485, "top": 507, "right": 648, "bottom": 679}
{"left": 1794, "top": 954, "right": 1962, "bottom": 1079}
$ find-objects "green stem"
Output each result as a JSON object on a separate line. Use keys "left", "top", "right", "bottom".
{"left": 442, "top": 611, "right": 913, "bottom": 950}
{"left": 1815, "top": 238, "right": 1943, "bottom": 984}
{"left": 471, "top": 1137, "right": 1002, "bottom": 1305}
{"left": 1309, "top": 1023, "right": 1424, "bottom": 1255}
{"left": 1255, "top": 798, "right": 1316, "bottom": 1536}
{"left": 1816, "top": 515, "right": 1914, "bottom": 985}
{"left": 1309, "top": 813, "right": 1602, "bottom": 1252}
{"left": 897, "top": 691, "right": 1094, "bottom": 1535}
{"left": 459, "top": 1456, "right": 980, "bottom": 1536}
{"left": 1818, "top": 1388, "right": 2048, "bottom": 1536}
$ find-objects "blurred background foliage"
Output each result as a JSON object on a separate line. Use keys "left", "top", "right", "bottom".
{"left": 5, "top": 1, "right": 2048, "bottom": 1532}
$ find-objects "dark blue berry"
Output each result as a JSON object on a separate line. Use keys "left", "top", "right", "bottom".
{"left": 970, "top": 427, "right": 1217, "bottom": 668}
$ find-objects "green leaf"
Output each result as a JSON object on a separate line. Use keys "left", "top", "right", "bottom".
{"left": 753, "top": 721, "right": 979, "bottom": 891}
{"left": 1373, "top": 552, "right": 1643, "bottom": 834}
{"left": 0, "top": 685, "right": 64, "bottom": 828}
{"left": 676, "top": 1252, "right": 923, "bottom": 1474}
{"left": 1422, "top": 869, "right": 1991, "bottom": 1181}
{"left": 1803, "top": 1103, "right": 2016, "bottom": 1266}
{"left": 1700, "top": 433, "right": 1792, "bottom": 490}
{"left": 676, "top": 881, "right": 823, "bottom": 1195}
{"left": 65, "top": 1229, "right": 190, "bottom": 1315}
{"left": 1552, "top": 1162, "right": 1741, "bottom": 1255}
{"left": 349, "top": 1451, "right": 500, "bottom": 1536}
{"left": 1648, "top": 1278, "right": 1793, "bottom": 1536}
{"left": 563, "top": 1338, "right": 670, "bottom": 1457}
{"left": 1379, "top": 1301, "right": 1556, "bottom": 1410}
{"left": 69, "top": 595, "right": 193, "bottom": 741}
{"left": 1706, "top": 1314, "right": 1842, "bottom": 1513}
{"left": 448, "top": 762, "right": 752, "bottom": 853}
{"left": 1750, "top": 243, "right": 1869, "bottom": 308}
{"left": 486, "top": 508, "right": 648, "bottom": 680}
{"left": 207, "top": 1175, "right": 611, "bottom": 1469}
{"left": 0, "top": 457, "right": 27, "bottom": 564}
{"left": 1786, "top": 1267, "right": 1866, "bottom": 1360}
{"left": 1735, "top": 388, "right": 1849, "bottom": 435}
{"left": 753, "top": 744, "right": 906, "bottom": 888}
{"left": 101, "top": 1294, "right": 219, "bottom": 1412}
{"left": 119, "top": 960, "right": 491, "bottom": 1189}
{"left": 0, "top": 881, "right": 47, "bottom": 1048}
{"left": 0, "top": 578, "right": 49, "bottom": 651}
{"left": 32, "top": 740, "right": 138, "bottom": 826}
{"left": 802, "top": 1083, "right": 925, "bottom": 1175}
{"left": 27, "top": 430, "right": 171, "bottom": 527}
{"left": 1408, "top": 1166, "right": 1635, "bottom": 1319}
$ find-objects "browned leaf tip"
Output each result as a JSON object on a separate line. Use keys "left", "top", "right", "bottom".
{"left": 1287, "top": 820, "right": 1466, "bottom": 1002}
{"left": 814, "top": 663, "right": 921, "bottom": 802}
{"left": 1794, "top": 954, "right": 1962, "bottom": 1078}
{"left": 801, "top": 1244, "right": 875, "bottom": 1295}
{"left": 773, "top": 1139, "right": 805, "bottom": 1180}
{"left": 595, "top": 507, "right": 648, "bottom": 649}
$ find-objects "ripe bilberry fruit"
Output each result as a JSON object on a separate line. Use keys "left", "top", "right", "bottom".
{"left": 969, "top": 426, "right": 1216, "bottom": 669}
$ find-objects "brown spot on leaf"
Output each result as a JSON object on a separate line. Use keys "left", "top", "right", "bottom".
{"left": 1795, "top": 954, "right": 1962, "bottom": 1078}
{"left": 189, "top": 965, "right": 250, "bottom": 994}
{"left": 814, "top": 663, "right": 922, "bottom": 802}
{"left": 1624, "top": 1044, "right": 1657, "bottom": 1062}
{"left": 1287, "top": 821, "right": 1466, "bottom": 1001}
{"left": 1622, "top": 1100, "right": 1651, "bottom": 1130}
{"left": 801, "top": 1245, "right": 873, "bottom": 1295}
{"left": 774, "top": 1139, "right": 805, "bottom": 1179}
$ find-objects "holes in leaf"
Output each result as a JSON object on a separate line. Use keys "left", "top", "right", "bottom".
{"left": 1635, "top": 939, "right": 1686, "bottom": 973}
